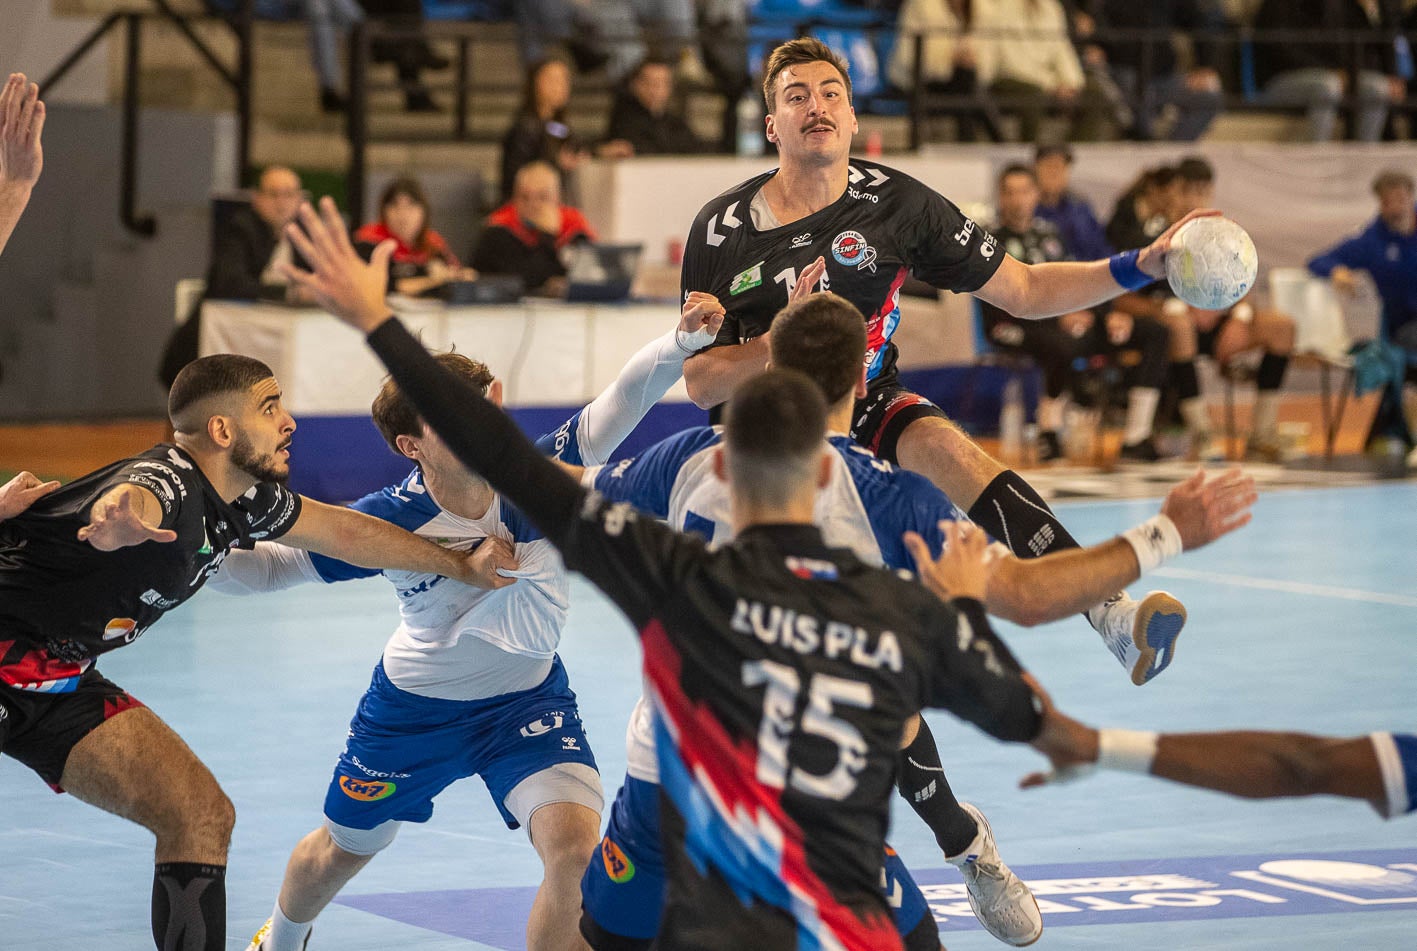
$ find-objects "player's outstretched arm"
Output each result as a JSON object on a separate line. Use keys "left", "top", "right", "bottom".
{"left": 280, "top": 497, "right": 518, "bottom": 590}
{"left": 78, "top": 484, "right": 178, "bottom": 551}
{"left": 982, "top": 468, "right": 1257, "bottom": 625}
{"left": 1022, "top": 682, "right": 1393, "bottom": 815}
{"left": 0, "top": 73, "right": 45, "bottom": 259}
{"left": 975, "top": 210, "right": 1221, "bottom": 320}
{"left": 0, "top": 470, "right": 60, "bottom": 521}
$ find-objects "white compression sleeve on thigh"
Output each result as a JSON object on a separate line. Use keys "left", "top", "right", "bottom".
{"left": 325, "top": 818, "right": 401, "bottom": 856}
{"left": 505, "top": 762, "right": 605, "bottom": 836}
{"left": 575, "top": 327, "right": 711, "bottom": 466}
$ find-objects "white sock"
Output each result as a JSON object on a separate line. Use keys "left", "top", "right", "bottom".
{"left": 267, "top": 902, "right": 313, "bottom": 951}
{"left": 1253, "top": 390, "right": 1281, "bottom": 442}
{"left": 1124, "top": 387, "right": 1159, "bottom": 445}
{"left": 1179, "top": 397, "right": 1211, "bottom": 438}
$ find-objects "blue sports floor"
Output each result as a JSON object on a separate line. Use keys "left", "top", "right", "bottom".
{"left": 3, "top": 477, "right": 1415, "bottom": 950}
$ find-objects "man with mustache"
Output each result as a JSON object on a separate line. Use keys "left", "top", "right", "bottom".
{"left": 0, "top": 354, "right": 511, "bottom": 951}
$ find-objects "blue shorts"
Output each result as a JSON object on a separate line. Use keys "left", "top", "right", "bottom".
{"left": 323, "top": 656, "right": 596, "bottom": 831}
{"left": 579, "top": 776, "right": 935, "bottom": 950}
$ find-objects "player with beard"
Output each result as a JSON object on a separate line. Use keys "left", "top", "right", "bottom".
{"left": 679, "top": 38, "right": 1217, "bottom": 686}
{"left": 0, "top": 354, "right": 513, "bottom": 951}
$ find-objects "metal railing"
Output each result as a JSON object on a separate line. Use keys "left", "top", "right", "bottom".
{"left": 39, "top": 0, "right": 256, "bottom": 237}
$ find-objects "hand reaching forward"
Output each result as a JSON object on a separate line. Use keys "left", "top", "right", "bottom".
{"left": 789, "top": 256, "right": 827, "bottom": 304}
{"left": 0, "top": 73, "right": 45, "bottom": 191}
{"left": 282, "top": 197, "right": 394, "bottom": 334}
{"left": 462, "top": 535, "right": 521, "bottom": 590}
{"left": 1136, "top": 208, "right": 1222, "bottom": 280}
{"left": 77, "top": 487, "right": 178, "bottom": 551}
{"left": 1160, "top": 467, "right": 1256, "bottom": 550}
{"left": 0, "top": 471, "right": 60, "bottom": 521}
{"left": 902, "top": 520, "right": 999, "bottom": 604}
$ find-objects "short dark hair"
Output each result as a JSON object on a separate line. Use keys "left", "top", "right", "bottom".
{"left": 168, "top": 354, "right": 275, "bottom": 424}
{"left": 1373, "top": 169, "right": 1414, "bottom": 195}
{"left": 627, "top": 56, "right": 674, "bottom": 83}
{"left": 769, "top": 293, "right": 867, "bottom": 405}
{"left": 1034, "top": 143, "right": 1072, "bottom": 164}
{"left": 724, "top": 370, "right": 827, "bottom": 504}
{"left": 372, "top": 352, "right": 494, "bottom": 456}
{"left": 998, "top": 163, "right": 1036, "bottom": 187}
{"left": 1176, "top": 156, "right": 1214, "bottom": 184}
{"left": 762, "top": 37, "right": 852, "bottom": 112}
{"left": 1146, "top": 165, "right": 1178, "bottom": 190}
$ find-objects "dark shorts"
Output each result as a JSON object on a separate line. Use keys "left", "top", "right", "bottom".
{"left": 0, "top": 669, "right": 145, "bottom": 790}
{"left": 1195, "top": 310, "right": 1233, "bottom": 358}
{"left": 850, "top": 381, "right": 949, "bottom": 465}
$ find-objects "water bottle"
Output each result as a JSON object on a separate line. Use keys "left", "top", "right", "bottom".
{"left": 1000, "top": 376, "right": 1025, "bottom": 464}
{"left": 736, "top": 94, "right": 764, "bottom": 156}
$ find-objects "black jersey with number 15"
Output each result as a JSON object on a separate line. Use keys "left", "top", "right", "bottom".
{"left": 682, "top": 160, "right": 1004, "bottom": 385}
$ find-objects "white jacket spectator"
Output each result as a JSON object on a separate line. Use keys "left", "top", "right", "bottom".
{"left": 889, "top": 0, "right": 969, "bottom": 89}
{"left": 973, "top": 0, "right": 1085, "bottom": 92}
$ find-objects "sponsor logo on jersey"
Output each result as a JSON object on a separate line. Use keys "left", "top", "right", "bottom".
{"left": 102, "top": 618, "right": 138, "bottom": 642}
{"left": 520, "top": 713, "right": 565, "bottom": 737}
{"left": 790, "top": 233, "right": 812, "bottom": 248}
{"left": 601, "top": 836, "right": 636, "bottom": 883}
{"left": 831, "top": 231, "right": 871, "bottom": 268}
{"left": 349, "top": 755, "right": 412, "bottom": 779}
{"left": 139, "top": 589, "right": 179, "bottom": 610}
{"left": 730, "top": 261, "right": 763, "bottom": 296}
{"left": 784, "top": 556, "right": 839, "bottom": 580}
{"left": 339, "top": 776, "right": 397, "bottom": 801}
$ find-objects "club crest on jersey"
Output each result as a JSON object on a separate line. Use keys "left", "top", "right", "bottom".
{"left": 730, "top": 261, "right": 763, "bottom": 296}
{"left": 785, "top": 556, "right": 838, "bottom": 580}
{"left": 831, "top": 230, "right": 875, "bottom": 272}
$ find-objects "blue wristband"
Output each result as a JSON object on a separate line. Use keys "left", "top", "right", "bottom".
{"left": 1108, "top": 249, "right": 1152, "bottom": 291}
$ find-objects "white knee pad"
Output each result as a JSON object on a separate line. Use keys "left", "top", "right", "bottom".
{"left": 505, "top": 762, "right": 604, "bottom": 838}
{"left": 325, "top": 817, "right": 402, "bottom": 856}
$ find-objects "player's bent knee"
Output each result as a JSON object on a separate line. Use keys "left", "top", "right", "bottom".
{"left": 326, "top": 818, "right": 401, "bottom": 857}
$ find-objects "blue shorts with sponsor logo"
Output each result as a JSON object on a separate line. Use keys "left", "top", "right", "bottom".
{"left": 579, "top": 776, "right": 934, "bottom": 948}
{"left": 323, "top": 656, "right": 596, "bottom": 831}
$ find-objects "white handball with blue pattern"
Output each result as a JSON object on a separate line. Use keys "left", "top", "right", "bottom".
{"left": 1165, "top": 216, "right": 1258, "bottom": 310}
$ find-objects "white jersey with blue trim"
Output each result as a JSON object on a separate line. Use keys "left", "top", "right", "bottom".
{"left": 306, "top": 468, "right": 569, "bottom": 698}
{"left": 583, "top": 426, "right": 971, "bottom": 781}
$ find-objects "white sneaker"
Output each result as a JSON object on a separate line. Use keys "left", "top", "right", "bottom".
{"left": 245, "top": 918, "right": 311, "bottom": 951}
{"left": 244, "top": 920, "right": 272, "bottom": 951}
{"left": 1087, "top": 591, "right": 1186, "bottom": 685}
{"left": 949, "top": 803, "right": 1042, "bottom": 947}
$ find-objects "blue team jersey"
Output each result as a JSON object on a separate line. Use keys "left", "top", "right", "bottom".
{"left": 583, "top": 427, "right": 969, "bottom": 572}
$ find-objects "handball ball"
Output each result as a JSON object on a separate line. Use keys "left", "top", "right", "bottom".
{"left": 1165, "top": 216, "right": 1258, "bottom": 310}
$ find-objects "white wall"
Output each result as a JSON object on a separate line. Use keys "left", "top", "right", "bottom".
{"left": 0, "top": 1, "right": 108, "bottom": 104}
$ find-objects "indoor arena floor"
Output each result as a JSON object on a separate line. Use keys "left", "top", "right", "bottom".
{"left": 3, "top": 472, "right": 1415, "bottom": 950}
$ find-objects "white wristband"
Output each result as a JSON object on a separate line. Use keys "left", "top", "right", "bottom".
{"left": 1121, "top": 514, "right": 1183, "bottom": 573}
{"left": 675, "top": 326, "right": 717, "bottom": 355}
{"left": 1097, "top": 729, "right": 1159, "bottom": 773}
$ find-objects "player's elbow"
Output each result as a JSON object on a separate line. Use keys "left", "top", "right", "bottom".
{"left": 683, "top": 358, "right": 723, "bottom": 410}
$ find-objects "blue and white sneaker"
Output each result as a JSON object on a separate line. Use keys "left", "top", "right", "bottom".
{"left": 1087, "top": 591, "right": 1186, "bottom": 685}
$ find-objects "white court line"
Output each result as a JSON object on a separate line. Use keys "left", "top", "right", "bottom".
{"left": 1151, "top": 566, "right": 1417, "bottom": 608}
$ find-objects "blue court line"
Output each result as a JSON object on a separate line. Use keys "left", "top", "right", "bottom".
{"left": 334, "top": 847, "right": 1417, "bottom": 948}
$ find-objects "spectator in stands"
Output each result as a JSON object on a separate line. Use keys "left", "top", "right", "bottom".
{"left": 473, "top": 161, "right": 598, "bottom": 298}
{"left": 354, "top": 176, "right": 476, "bottom": 297}
{"left": 1308, "top": 169, "right": 1417, "bottom": 458}
{"left": 500, "top": 58, "right": 632, "bottom": 201}
{"left": 1073, "top": 0, "right": 1226, "bottom": 141}
{"left": 984, "top": 164, "right": 1169, "bottom": 461}
{"left": 606, "top": 56, "right": 708, "bottom": 154}
{"left": 1253, "top": 0, "right": 1406, "bottom": 142}
{"left": 1033, "top": 142, "right": 1112, "bottom": 260}
{"left": 888, "top": 0, "right": 1004, "bottom": 142}
{"left": 359, "top": 0, "right": 445, "bottom": 112}
{"left": 971, "top": 0, "right": 1110, "bottom": 141}
{"left": 158, "top": 166, "right": 309, "bottom": 388}
{"left": 288, "top": 0, "right": 364, "bottom": 113}
{"left": 581, "top": 0, "right": 706, "bottom": 83}
{"left": 698, "top": 0, "right": 752, "bottom": 151}
{"left": 1105, "top": 165, "right": 1176, "bottom": 252}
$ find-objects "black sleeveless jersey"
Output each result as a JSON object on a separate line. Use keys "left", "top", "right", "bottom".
{"left": 0, "top": 444, "right": 301, "bottom": 691}
{"left": 682, "top": 160, "right": 1005, "bottom": 385}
